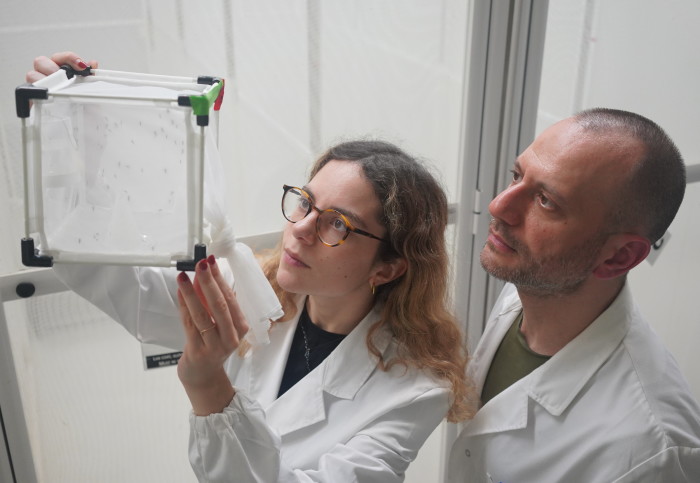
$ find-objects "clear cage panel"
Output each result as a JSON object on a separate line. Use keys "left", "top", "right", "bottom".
{"left": 28, "top": 95, "right": 197, "bottom": 264}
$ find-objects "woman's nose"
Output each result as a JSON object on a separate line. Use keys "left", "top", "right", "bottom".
{"left": 488, "top": 184, "right": 524, "bottom": 226}
{"left": 292, "top": 211, "right": 319, "bottom": 244}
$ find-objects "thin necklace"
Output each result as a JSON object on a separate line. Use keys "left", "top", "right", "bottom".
{"left": 300, "top": 321, "right": 312, "bottom": 372}
{"left": 299, "top": 315, "right": 346, "bottom": 373}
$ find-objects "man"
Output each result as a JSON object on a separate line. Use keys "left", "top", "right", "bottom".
{"left": 448, "top": 108, "right": 700, "bottom": 482}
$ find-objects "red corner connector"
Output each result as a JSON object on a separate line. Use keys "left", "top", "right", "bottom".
{"left": 214, "top": 80, "right": 225, "bottom": 111}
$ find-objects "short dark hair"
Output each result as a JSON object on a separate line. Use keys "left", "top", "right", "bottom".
{"left": 574, "top": 108, "right": 686, "bottom": 243}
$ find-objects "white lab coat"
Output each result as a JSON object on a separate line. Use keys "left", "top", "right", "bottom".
{"left": 53, "top": 265, "right": 450, "bottom": 482}
{"left": 191, "top": 295, "right": 450, "bottom": 482}
{"left": 448, "top": 283, "right": 700, "bottom": 483}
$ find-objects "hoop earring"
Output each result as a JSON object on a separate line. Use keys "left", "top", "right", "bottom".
{"left": 370, "top": 281, "right": 376, "bottom": 295}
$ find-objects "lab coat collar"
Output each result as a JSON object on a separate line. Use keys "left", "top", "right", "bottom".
{"left": 468, "top": 286, "right": 522, "bottom": 393}
{"left": 462, "top": 287, "right": 527, "bottom": 436}
{"left": 246, "top": 300, "right": 300, "bottom": 407}
{"left": 463, "top": 283, "right": 634, "bottom": 437}
{"left": 527, "top": 284, "right": 633, "bottom": 416}
{"left": 265, "top": 297, "right": 391, "bottom": 436}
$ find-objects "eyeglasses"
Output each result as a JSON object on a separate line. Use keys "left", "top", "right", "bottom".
{"left": 281, "top": 184, "right": 388, "bottom": 247}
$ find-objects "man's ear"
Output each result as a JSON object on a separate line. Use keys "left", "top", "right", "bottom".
{"left": 593, "top": 234, "right": 651, "bottom": 280}
{"left": 372, "top": 257, "right": 408, "bottom": 287}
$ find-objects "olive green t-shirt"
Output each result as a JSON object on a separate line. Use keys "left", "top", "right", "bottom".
{"left": 480, "top": 312, "right": 551, "bottom": 406}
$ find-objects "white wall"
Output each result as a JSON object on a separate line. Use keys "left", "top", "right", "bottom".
{"left": 0, "top": 0, "right": 471, "bottom": 252}
{"left": 536, "top": 0, "right": 700, "bottom": 400}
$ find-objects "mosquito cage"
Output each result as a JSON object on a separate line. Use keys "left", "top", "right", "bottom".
{"left": 15, "top": 65, "right": 224, "bottom": 270}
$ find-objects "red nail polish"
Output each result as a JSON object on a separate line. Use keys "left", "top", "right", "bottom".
{"left": 177, "top": 271, "right": 189, "bottom": 282}
{"left": 207, "top": 255, "right": 216, "bottom": 265}
{"left": 77, "top": 60, "right": 88, "bottom": 70}
{"left": 198, "top": 259, "right": 208, "bottom": 271}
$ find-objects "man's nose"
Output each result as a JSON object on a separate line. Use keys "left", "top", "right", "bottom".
{"left": 488, "top": 183, "right": 525, "bottom": 226}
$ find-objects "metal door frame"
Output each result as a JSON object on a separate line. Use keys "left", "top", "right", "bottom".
{"left": 453, "top": 0, "right": 548, "bottom": 353}
{"left": 442, "top": 0, "right": 548, "bottom": 480}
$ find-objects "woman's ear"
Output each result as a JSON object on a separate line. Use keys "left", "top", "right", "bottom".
{"left": 372, "top": 257, "right": 408, "bottom": 287}
{"left": 593, "top": 234, "right": 651, "bottom": 280}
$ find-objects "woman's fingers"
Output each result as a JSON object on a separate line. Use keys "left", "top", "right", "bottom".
{"left": 176, "top": 262, "right": 241, "bottom": 415}
{"left": 26, "top": 52, "right": 98, "bottom": 83}
{"left": 177, "top": 270, "right": 218, "bottom": 343}
{"left": 177, "top": 289, "right": 204, "bottom": 348}
{"left": 49, "top": 51, "right": 91, "bottom": 71}
{"left": 30, "top": 55, "right": 59, "bottom": 78}
{"left": 176, "top": 256, "right": 249, "bottom": 356}
{"left": 208, "top": 255, "right": 250, "bottom": 339}
{"left": 193, "top": 258, "right": 245, "bottom": 351}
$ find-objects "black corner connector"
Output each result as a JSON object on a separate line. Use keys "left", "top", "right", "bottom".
{"left": 16, "top": 65, "right": 92, "bottom": 118}
{"left": 60, "top": 64, "right": 92, "bottom": 79}
{"left": 176, "top": 96, "right": 209, "bottom": 125}
{"left": 21, "top": 238, "right": 53, "bottom": 267}
{"left": 197, "top": 76, "right": 221, "bottom": 86}
{"left": 15, "top": 84, "right": 48, "bottom": 118}
{"left": 176, "top": 243, "right": 207, "bottom": 271}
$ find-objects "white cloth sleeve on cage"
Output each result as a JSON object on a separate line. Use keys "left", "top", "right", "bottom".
{"left": 203, "top": 135, "right": 282, "bottom": 345}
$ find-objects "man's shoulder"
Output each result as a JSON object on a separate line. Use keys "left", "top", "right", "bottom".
{"left": 616, "top": 310, "right": 700, "bottom": 446}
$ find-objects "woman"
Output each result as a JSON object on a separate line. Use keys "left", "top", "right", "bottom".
{"left": 30, "top": 53, "right": 475, "bottom": 482}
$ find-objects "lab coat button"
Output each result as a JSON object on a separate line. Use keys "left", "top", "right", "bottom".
{"left": 465, "top": 449, "right": 471, "bottom": 457}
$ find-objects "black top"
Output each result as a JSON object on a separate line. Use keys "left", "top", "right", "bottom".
{"left": 277, "top": 306, "right": 347, "bottom": 397}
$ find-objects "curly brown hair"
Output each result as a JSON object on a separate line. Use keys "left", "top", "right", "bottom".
{"left": 261, "top": 140, "right": 476, "bottom": 422}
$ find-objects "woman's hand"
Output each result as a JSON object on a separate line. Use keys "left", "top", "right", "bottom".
{"left": 176, "top": 255, "right": 249, "bottom": 416}
{"left": 26, "top": 51, "right": 98, "bottom": 83}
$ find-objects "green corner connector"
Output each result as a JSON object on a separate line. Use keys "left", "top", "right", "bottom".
{"left": 188, "top": 80, "right": 224, "bottom": 116}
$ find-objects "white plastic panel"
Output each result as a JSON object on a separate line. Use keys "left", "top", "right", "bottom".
{"left": 0, "top": 274, "right": 195, "bottom": 482}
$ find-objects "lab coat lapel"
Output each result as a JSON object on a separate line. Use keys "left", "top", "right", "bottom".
{"left": 265, "top": 305, "right": 388, "bottom": 437}
{"left": 526, "top": 284, "right": 632, "bottom": 416}
{"left": 459, "top": 286, "right": 526, "bottom": 437}
{"left": 469, "top": 286, "right": 522, "bottom": 394}
{"left": 248, "top": 302, "right": 301, "bottom": 407}
{"left": 266, "top": 360, "right": 327, "bottom": 436}
{"left": 461, "top": 284, "right": 633, "bottom": 437}
{"left": 323, "top": 305, "right": 390, "bottom": 399}
{"left": 461, "top": 378, "right": 531, "bottom": 437}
